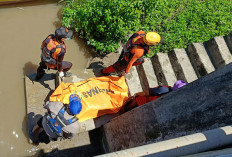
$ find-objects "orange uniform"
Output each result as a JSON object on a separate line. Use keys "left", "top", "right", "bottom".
{"left": 124, "top": 30, "right": 150, "bottom": 73}
{"left": 36, "top": 34, "right": 72, "bottom": 80}
{"left": 124, "top": 86, "right": 172, "bottom": 112}
{"left": 135, "top": 86, "right": 172, "bottom": 106}
{"left": 102, "top": 30, "right": 150, "bottom": 76}
{"left": 41, "top": 34, "right": 67, "bottom": 71}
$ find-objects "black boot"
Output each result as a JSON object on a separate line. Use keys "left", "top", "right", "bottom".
{"left": 101, "top": 69, "right": 111, "bottom": 76}
{"left": 35, "top": 73, "right": 44, "bottom": 81}
{"left": 35, "top": 62, "right": 46, "bottom": 81}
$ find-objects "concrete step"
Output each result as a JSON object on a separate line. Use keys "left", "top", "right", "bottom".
{"left": 168, "top": 48, "right": 198, "bottom": 83}
{"left": 135, "top": 64, "right": 150, "bottom": 92}
{"left": 205, "top": 36, "right": 232, "bottom": 68}
{"left": 151, "top": 53, "right": 177, "bottom": 86}
{"left": 125, "top": 66, "right": 143, "bottom": 96}
{"left": 187, "top": 43, "right": 215, "bottom": 77}
{"left": 139, "top": 58, "right": 158, "bottom": 88}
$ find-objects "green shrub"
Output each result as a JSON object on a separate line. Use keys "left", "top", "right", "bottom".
{"left": 152, "top": 0, "right": 232, "bottom": 56}
{"left": 61, "top": 0, "right": 232, "bottom": 56}
{"left": 62, "top": 0, "right": 145, "bottom": 53}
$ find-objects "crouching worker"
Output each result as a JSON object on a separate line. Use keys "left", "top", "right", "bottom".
{"left": 101, "top": 31, "right": 163, "bottom": 76}
{"left": 35, "top": 27, "right": 73, "bottom": 81}
{"left": 29, "top": 94, "right": 82, "bottom": 144}
{"left": 123, "top": 80, "right": 187, "bottom": 112}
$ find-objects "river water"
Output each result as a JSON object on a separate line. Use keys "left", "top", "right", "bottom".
{"left": 0, "top": 1, "right": 93, "bottom": 156}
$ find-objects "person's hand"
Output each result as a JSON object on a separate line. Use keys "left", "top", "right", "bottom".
{"left": 123, "top": 72, "right": 128, "bottom": 77}
{"left": 59, "top": 71, "right": 64, "bottom": 78}
{"left": 29, "top": 129, "right": 34, "bottom": 137}
{"left": 134, "top": 92, "right": 146, "bottom": 97}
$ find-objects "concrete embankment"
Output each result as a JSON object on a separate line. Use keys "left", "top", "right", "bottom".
{"left": 102, "top": 62, "right": 232, "bottom": 153}
{"left": 100, "top": 32, "right": 232, "bottom": 156}
{"left": 25, "top": 31, "right": 232, "bottom": 156}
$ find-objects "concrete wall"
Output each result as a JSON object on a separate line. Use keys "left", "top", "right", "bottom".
{"left": 102, "top": 63, "right": 232, "bottom": 152}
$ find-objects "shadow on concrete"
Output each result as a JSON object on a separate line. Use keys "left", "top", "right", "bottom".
{"left": 86, "top": 61, "right": 111, "bottom": 77}
{"left": 94, "top": 113, "right": 121, "bottom": 129}
{"left": 23, "top": 61, "right": 56, "bottom": 90}
{"left": 223, "top": 34, "right": 232, "bottom": 55}
{"left": 91, "top": 66, "right": 105, "bottom": 78}
{"left": 41, "top": 128, "right": 105, "bottom": 157}
{"left": 27, "top": 112, "right": 43, "bottom": 143}
{"left": 87, "top": 61, "right": 104, "bottom": 70}
{"left": 26, "top": 73, "right": 56, "bottom": 91}
{"left": 44, "top": 90, "right": 55, "bottom": 103}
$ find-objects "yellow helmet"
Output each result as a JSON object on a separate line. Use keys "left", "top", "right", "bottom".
{"left": 143, "top": 32, "right": 162, "bottom": 46}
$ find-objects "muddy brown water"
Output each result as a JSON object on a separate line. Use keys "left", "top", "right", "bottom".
{"left": 0, "top": 0, "right": 94, "bottom": 156}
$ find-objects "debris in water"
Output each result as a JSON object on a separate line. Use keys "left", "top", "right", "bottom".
{"left": 16, "top": 7, "right": 24, "bottom": 10}
{"left": 10, "top": 146, "right": 14, "bottom": 150}
{"left": 12, "top": 131, "right": 15, "bottom": 135}
{"left": 15, "top": 134, "right": 19, "bottom": 138}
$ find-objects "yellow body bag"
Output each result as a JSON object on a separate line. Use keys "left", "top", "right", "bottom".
{"left": 50, "top": 76, "right": 128, "bottom": 122}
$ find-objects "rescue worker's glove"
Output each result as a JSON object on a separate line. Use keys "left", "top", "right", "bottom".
{"left": 29, "top": 129, "right": 34, "bottom": 137}
{"left": 59, "top": 71, "right": 64, "bottom": 78}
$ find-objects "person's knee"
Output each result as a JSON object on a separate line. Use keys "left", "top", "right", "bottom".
{"left": 69, "top": 62, "right": 73, "bottom": 68}
{"left": 62, "top": 61, "right": 72, "bottom": 70}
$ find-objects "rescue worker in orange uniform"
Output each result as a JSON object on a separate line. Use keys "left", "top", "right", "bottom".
{"left": 101, "top": 31, "right": 163, "bottom": 76}
{"left": 35, "top": 27, "right": 73, "bottom": 81}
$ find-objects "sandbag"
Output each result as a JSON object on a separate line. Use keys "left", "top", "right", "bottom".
{"left": 50, "top": 76, "right": 128, "bottom": 122}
